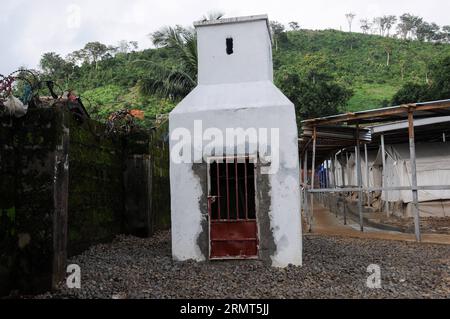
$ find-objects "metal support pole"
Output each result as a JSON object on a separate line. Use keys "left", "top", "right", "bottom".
{"left": 342, "top": 153, "right": 345, "bottom": 186}
{"left": 327, "top": 158, "right": 332, "bottom": 209}
{"left": 408, "top": 110, "right": 421, "bottom": 242}
{"left": 346, "top": 152, "right": 350, "bottom": 186}
{"left": 356, "top": 124, "right": 364, "bottom": 232}
{"left": 331, "top": 154, "right": 337, "bottom": 216}
{"left": 332, "top": 155, "right": 337, "bottom": 188}
{"left": 380, "top": 134, "right": 389, "bottom": 216}
{"left": 364, "top": 143, "right": 371, "bottom": 207}
{"left": 319, "top": 167, "right": 322, "bottom": 205}
{"left": 310, "top": 127, "right": 317, "bottom": 232}
{"left": 354, "top": 146, "right": 358, "bottom": 184}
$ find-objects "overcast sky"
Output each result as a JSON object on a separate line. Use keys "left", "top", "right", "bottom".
{"left": 1, "top": 0, "right": 449, "bottom": 74}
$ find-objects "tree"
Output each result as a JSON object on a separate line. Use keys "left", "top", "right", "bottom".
{"left": 201, "top": 11, "right": 224, "bottom": 22}
{"left": 411, "top": 15, "right": 424, "bottom": 39}
{"left": 360, "top": 19, "right": 371, "bottom": 34}
{"left": 429, "top": 22, "right": 440, "bottom": 41}
{"left": 381, "top": 39, "right": 393, "bottom": 66}
{"left": 298, "top": 53, "right": 333, "bottom": 84}
{"left": 428, "top": 55, "right": 450, "bottom": 99}
{"left": 392, "top": 56, "right": 450, "bottom": 104}
{"left": 416, "top": 22, "right": 440, "bottom": 42}
{"left": 40, "top": 52, "right": 67, "bottom": 76}
{"left": 66, "top": 49, "right": 86, "bottom": 66}
{"left": 391, "top": 82, "right": 429, "bottom": 104}
{"left": 384, "top": 15, "right": 397, "bottom": 37}
{"left": 396, "top": 13, "right": 422, "bottom": 39}
{"left": 345, "top": 13, "right": 356, "bottom": 32}
{"left": 140, "top": 12, "right": 226, "bottom": 100}
{"left": 289, "top": 21, "right": 300, "bottom": 31}
{"left": 418, "top": 51, "right": 436, "bottom": 84}
{"left": 67, "top": 42, "right": 114, "bottom": 70}
{"left": 275, "top": 55, "right": 353, "bottom": 120}
{"left": 137, "top": 25, "right": 197, "bottom": 100}
{"left": 442, "top": 26, "right": 450, "bottom": 43}
{"left": 151, "top": 25, "right": 188, "bottom": 48}
{"left": 269, "top": 21, "right": 286, "bottom": 51}
{"left": 84, "top": 42, "right": 111, "bottom": 70}
{"left": 397, "top": 51, "right": 408, "bottom": 80}
{"left": 117, "top": 40, "right": 139, "bottom": 54}
{"left": 374, "top": 16, "right": 387, "bottom": 36}
{"left": 40, "top": 52, "right": 74, "bottom": 85}
{"left": 372, "top": 17, "right": 382, "bottom": 36}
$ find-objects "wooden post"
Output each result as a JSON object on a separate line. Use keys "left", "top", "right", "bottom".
{"left": 310, "top": 127, "right": 317, "bottom": 232}
{"left": 52, "top": 110, "right": 69, "bottom": 289}
{"left": 332, "top": 155, "right": 337, "bottom": 188}
{"left": 340, "top": 151, "right": 347, "bottom": 223}
{"left": 364, "top": 143, "right": 371, "bottom": 207}
{"left": 408, "top": 110, "right": 421, "bottom": 242}
{"left": 299, "top": 156, "right": 303, "bottom": 219}
{"left": 303, "top": 150, "right": 309, "bottom": 226}
{"left": 356, "top": 123, "right": 364, "bottom": 232}
{"left": 380, "top": 134, "right": 389, "bottom": 216}
{"left": 354, "top": 146, "right": 358, "bottom": 185}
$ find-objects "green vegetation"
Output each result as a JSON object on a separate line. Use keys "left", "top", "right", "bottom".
{"left": 36, "top": 16, "right": 450, "bottom": 123}
{"left": 347, "top": 83, "right": 400, "bottom": 111}
{"left": 275, "top": 52, "right": 353, "bottom": 120}
{"left": 392, "top": 55, "right": 450, "bottom": 104}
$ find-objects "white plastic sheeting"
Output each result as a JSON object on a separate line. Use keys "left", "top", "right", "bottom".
{"left": 375, "top": 142, "right": 450, "bottom": 203}
{"left": 333, "top": 150, "right": 379, "bottom": 189}
{"left": 331, "top": 142, "right": 450, "bottom": 204}
{"left": 3, "top": 95, "right": 28, "bottom": 117}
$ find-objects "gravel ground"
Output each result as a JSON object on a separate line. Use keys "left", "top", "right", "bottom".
{"left": 37, "top": 231, "right": 450, "bottom": 299}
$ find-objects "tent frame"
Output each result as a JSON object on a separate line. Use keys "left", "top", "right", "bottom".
{"left": 299, "top": 99, "right": 450, "bottom": 242}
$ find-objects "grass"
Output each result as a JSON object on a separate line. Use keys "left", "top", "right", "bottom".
{"left": 346, "top": 83, "right": 401, "bottom": 112}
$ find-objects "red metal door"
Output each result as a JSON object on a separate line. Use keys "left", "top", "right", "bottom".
{"left": 208, "top": 157, "right": 258, "bottom": 259}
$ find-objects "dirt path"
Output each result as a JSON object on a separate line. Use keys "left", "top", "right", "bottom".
{"left": 306, "top": 204, "right": 450, "bottom": 245}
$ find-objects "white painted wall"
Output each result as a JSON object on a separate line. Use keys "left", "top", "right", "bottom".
{"left": 196, "top": 16, "right": 273, "bottom": 85}
{"left": 169, "top": 15, "right": 302, "bottom": 267}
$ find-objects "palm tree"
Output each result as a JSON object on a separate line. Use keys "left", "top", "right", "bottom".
{"left": 201, "top": 11, "right": 224, "bottom": 22}
{"left": 135, "top": 12, "right": 224, "bottom": 101}
{"left": 135, "top": 26, "right": 197, "bottom": 101}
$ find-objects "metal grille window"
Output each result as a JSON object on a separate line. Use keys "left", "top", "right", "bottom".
{"left": 209, "top": 158, "right": 256, "bottom": 220}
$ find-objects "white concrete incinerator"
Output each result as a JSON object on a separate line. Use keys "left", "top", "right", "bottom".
{"left": 169, "top": 15, "right": 302, "bottom": 267}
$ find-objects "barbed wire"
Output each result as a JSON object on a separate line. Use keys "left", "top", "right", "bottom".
{"left": 0, "top": 68, "right": 149, "bottom": 138}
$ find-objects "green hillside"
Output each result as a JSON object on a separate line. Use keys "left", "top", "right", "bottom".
{"left": 277, "top": 29, "right": 450, "bottom": 111}
{"left": 37, "top": 29, "right": 450, "bottom": 123}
